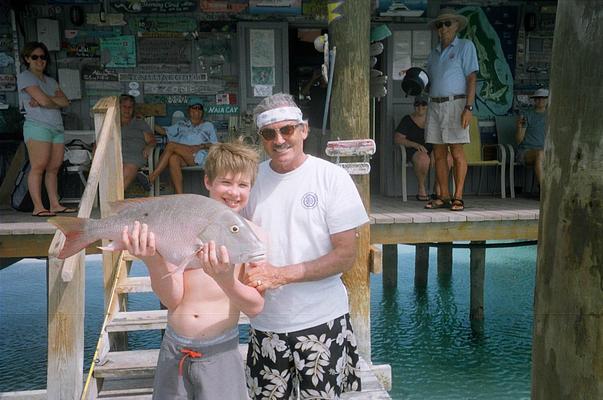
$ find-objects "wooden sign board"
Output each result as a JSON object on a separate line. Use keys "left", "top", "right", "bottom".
{"left": 143, "top": 81, "right": 224, "bottom": 94}
{"left": 111, "top": 0, "right": 197, "bottom": 13}
{"left": 138, "top": 37, "right": 191, "bottom": 65}
{"left": 338, "top": 162, "right": 371, "bottom": 175}
{"left": 82, "top": 65, "right": 118, "bottom": 81}
{"left": 0, "top": 74, "right": 16, "bottom": 91}
{"left": 325, "top": 139, "right": 376, "bottom": 157}
{"left": 205, "top": 104, "right": 240, "bottom": 115}
{"left": 135, "top": 103, "right": 166, "bottom": 117}
{"left": 100, "top": 35, "right": 136, "bottom": 68}
{"left": 127, "top": 16, "right": 197, "bottom": 32}
{"left": 119, "top": 73, "right": 207, "bottom": 82}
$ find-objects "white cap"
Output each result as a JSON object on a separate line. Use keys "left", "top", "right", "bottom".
{"left": 530, "top": 88, "right": 549, "bottom": 98}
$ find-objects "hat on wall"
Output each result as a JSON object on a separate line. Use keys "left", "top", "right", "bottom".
{"left": 401, "top": 67, "right": 429, "bottom": 97}
{"left": 428, "top": 8, "right": 468, "bottom": 31}
{"left": 530, "top": 88, "right": 549, "bottom": 98}
{"left": 187, "top": 96, "right": 204, "bottom": 107}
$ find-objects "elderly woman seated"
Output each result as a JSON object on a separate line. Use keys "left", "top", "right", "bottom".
{"left": 148, "top": 97, "right": 217, "bottom": 194}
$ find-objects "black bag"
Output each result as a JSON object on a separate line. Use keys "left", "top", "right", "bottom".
{"left": 10, "top": 155, "right": 50, "bottom": 212}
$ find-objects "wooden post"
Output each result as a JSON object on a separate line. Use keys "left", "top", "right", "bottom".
{"left": 93, "top": 97, "right": 127, "bottom": 350}
{"left": 437, "top": 242, "right": 453, "bottom": 278}
{"left": 330, "top": 0, "right": 372, "bottom": 361}
{"left": 414, "top": 244, "right": 429, "bottom": 288}
{"left": 532, "top": 2, "right": 603, "bottom": 398}
{"left": 382, "top": 244, "right": 398, "bottom": 288}
{"left": 469, "top": 241, "right": 485, "bottom": 320}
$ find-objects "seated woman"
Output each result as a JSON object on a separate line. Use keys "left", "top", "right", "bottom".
{"left": 119, "top": 94, "right": 156, "bottom": 192}
{"left": 149, "top": 97, "right": 217, "bottom": 194}
{"left": 394, "top": 94, "right": 452, "bottom": 201}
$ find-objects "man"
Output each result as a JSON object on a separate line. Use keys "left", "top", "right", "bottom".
{"left": 149, "top": 97, "right": 217, "bottom": 194}
{"left": 516, "top": 88, "right": 549, "bottom": 187}
{"left": 424, "top": 8, "right": 479, "bottom": 211}
{"left": 243, "top": 93, "right": 367, "bottom": 399}
{"left": 119, "top": 94, "right": 156, "bottom": 192}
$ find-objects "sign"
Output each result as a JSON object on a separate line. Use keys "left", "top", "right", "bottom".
{"left": 119, "top": 73, "right": 207, "bottom": 82}
{"left": 127, "top": 16, "right": 197, "bottom": 32}
{"left": 138, "top": 37, "right": 192, "bottom": 65}
{"left": 143, "top": 81, "right": 224, "bottom": 94}
{"left": 338, "top": 162, "right": 371, "bottom": 175}
{"left": 111, "top": 0, "right": 197, "bottom": 13}
{"left": 64, "top": 43, "right": 100, "bottom": 58}
{"left": 0, "top": 74, "right": 16, "bottom": 91}
{"left": 249, "top": 0, "right": 302, "bottom": 15}
{"left": 100, "top": 35, "right": 136, "bottom": 68}
{"left": 135, "top": 103, "right": 166, "bottom": 117}
{"left": 82, "top": 65, "right": 119, "bottom": 81}
{"left": 325, "top": 139, "right": 376, "bottom": 157}
{"left": 199, "top": 0, "right": 247, "bottom": 13}
{"left": 204, "top": 104, "right": 239, "bottom": 115}
{"left": 85, "top": 13, "right": 126, "bottom": 26}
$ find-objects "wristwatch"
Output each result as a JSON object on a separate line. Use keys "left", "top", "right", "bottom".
{"left": 464, "top": 104, "right": 474, "bottom": 112}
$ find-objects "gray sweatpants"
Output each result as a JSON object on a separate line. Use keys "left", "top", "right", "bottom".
{"left": 152, "top": 326, "right": 247, "bottom": 400}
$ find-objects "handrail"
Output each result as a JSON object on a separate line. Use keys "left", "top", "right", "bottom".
{"left": 80, "top": 250, "right": 127, "bottom": 400}
{"left": 48, "top": 96, "right": 119, "bottom": 282}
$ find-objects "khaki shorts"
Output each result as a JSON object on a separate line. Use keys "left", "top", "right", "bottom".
{"left": 425, "top": 98, "right": 470, "bottom": 144}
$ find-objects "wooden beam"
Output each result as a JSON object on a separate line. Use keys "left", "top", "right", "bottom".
{"left": 437, "top": 243, "right": 453, "bottom": 278}
{"left": 0, "top": 142, "right": 25, "bottom": 209}
{"left": 330, "top": 0, "right": 372, "bottom": 362}
{"left": 414, "top": 244, "right": 429, "bottom": 288}
{"left": 0, "top": 235, "right": 101, "bottom": 258}
{"left": 469, "top": 241, "right": 485, "bottom": 320}
{"left": 382, "top": 244, "right": 398, "bottom": 288}
{"left": 370, "top": 220, "right": 538, "bottom": 244}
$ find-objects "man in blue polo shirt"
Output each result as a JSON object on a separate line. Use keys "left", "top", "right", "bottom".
{"left": 424, "top": 8, "right": 478, "bottom": 211}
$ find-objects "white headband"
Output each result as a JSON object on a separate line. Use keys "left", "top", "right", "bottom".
{"left": 256, "top": 106, "right": 303, "bottom": 129}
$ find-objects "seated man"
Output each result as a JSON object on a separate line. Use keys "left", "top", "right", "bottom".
{"left": 394, "top": 94, "right": 452, "bottom": 200}
{"left": 516, "top": 88, "right": 548, "bottom": 187}
{"left": 149, "top": 97, "right": 217, "bottom": 194}
{"left": 119, "top": 94, "right": 156, "bottom": 192}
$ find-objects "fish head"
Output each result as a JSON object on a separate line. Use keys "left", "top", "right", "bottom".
{"left": 197, "top": 209, "right": 266, "bottom": 264}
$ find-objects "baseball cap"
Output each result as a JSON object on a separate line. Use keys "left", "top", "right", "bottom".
{"left": 530, "top": 88, "right": 549, "bottom": 98}
{"left": 187, "top": 96, "right": 204, "bottom": 107}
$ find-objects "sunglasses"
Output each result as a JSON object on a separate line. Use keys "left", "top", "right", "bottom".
{"left": 435, "top": 20, "right": 454, "bottom": 29}
{"left": 414, "top": 101, "right": 428, "bottom": 107}
{"left": 258, "top": 123, "right": 302, "bottom": 141}
{"left": 189, "top": 105, "right": 203, "bottom": 110}
{"left": 29, "top": 54, "right": 48, "bottom": 61}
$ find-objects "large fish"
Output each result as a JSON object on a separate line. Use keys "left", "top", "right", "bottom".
{"left": 49, "top": 194, "right": 266, "bottom": 272}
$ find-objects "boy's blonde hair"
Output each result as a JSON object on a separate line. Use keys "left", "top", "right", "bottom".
{"left": 204, "top": 142, "right": 260, "bottom": 185}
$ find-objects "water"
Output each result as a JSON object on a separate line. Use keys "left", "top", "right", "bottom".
{"left": 0, "top": 245, "right": 536, "bottom": 399}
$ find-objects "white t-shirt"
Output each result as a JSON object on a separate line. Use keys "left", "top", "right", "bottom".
{"left": 243, "top": 155, "right": 369, "bottom": 333}
{"left": 17, "top": 69, "right": 64, "bottom": 131}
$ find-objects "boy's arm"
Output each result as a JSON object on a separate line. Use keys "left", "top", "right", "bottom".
{"left": 121, "top": 222, "right": 185, "bottom": 309}
{"left": 199, "top": 241, "right": 264, "bottom": 318}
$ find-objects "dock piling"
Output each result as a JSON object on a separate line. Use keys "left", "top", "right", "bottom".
{"left": 469, "top": 241, "right": 486, "bottom": 320}
{"left": 414, "top": 244, "right": 429, "bottom": 288}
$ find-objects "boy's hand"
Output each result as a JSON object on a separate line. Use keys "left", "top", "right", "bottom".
{"left": 121, "top": 221, "right": 156, "bottom": 258}
{"left": 199, "top": 241, "right": 235, "bottom": 285}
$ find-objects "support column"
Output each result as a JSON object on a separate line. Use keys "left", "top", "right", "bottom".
{"left": 437, "top": 242, "right": 453, "bottom": 278}
{"left": 414, "top": 244, "right": 429, "bottom": 288}
{"left": 469, "top": 241, "right": 485, "bottom": 320}
{"left": 382, "top": 244, "right": 398, "bottom": 288}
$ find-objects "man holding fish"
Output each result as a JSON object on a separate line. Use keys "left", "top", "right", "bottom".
{"left": 243, "top": 93, "right": 368, "bottom": 399}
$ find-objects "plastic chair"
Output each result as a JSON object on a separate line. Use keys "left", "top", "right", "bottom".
{"left": 465, "top": 117, "right": 507, "bottom": 198}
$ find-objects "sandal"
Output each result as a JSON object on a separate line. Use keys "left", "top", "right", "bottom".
{"left": 450, "top": 198, "right": 465, "bottom": 211}
{"left": 425, "top": 197, "right": 450, "bottom": 209}
{"left": 32, "top": 210, "right": 56, "bottom": 217}
{"left": 415, "top": 194, "right": 430, "bottom": 201}
{"left": 52, "top": 206, "right": 78, "bottom": 214}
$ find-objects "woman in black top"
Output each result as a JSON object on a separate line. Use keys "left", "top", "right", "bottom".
{"left": 394, "top": 94, "right": 451, "bottom": 200}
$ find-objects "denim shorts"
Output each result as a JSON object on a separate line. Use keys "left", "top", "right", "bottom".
{"left": 23, "top": 120, "right": 64, "bottom": 144}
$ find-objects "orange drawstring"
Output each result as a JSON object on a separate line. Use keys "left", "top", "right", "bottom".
{"left": 178, "top": 348, "right": 203, "bottom": 376}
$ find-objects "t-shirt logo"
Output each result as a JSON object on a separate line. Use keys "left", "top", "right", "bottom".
{"left": 301, "top": 192, "right": 318, "bottom": 209}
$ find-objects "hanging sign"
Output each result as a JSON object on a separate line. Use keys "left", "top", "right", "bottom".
{"left": 143, "top": 81, "right": 224, "bottom": 94}
{"left": 82, "top": 65, "right": 119, "bottom": 81}
{"left": 200, "top": 0, "right": 248, "bottom": 13}
{"left": 100, "top": 35, "right": 136, "bottom": 68}
{"left": 111, "top": 0, "right": 197, "bottom": 13}
{"left": 119, "top": 73, "right": 207, "bottom": 82}
{"left": 204, "top": 104, "right": 240, "bottom": 115}
{"left": 138, "top": 37, "right": 192, "bottom": 65}
{"left": 0, "top": 74, "right": 16, "bottom": 91}
{"left": 127, "top": 16, "right": 197, "bottom": 32}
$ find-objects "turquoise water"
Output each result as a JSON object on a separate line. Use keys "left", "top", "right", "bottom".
{"left": 0, "top": 245, "right": 536, "bottom": 399}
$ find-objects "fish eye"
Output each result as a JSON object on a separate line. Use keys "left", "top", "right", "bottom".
{"left": 230, "top": 225, "right": 240, "bottom": 233}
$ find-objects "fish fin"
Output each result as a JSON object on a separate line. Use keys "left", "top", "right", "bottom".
{"left": 161, "top": 250, "right": 201, "bottom": 279}
{"left": 107, "top": 197, "right": 159, "bottom": 215}
{"left": 48, "top": 216, "right": 95, "bottom": 259}
{"left": 97, "top": 241, "right": 126, "bottom": 253}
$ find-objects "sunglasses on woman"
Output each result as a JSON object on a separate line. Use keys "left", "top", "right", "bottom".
{"left": 435, "top": 20, "right": 453, "bottom": 29}
{"left": 258, "top": 123, "right": 302, "bottom": 141}
{"left": 29, "top": 54, "right": 48, "bottom": 61}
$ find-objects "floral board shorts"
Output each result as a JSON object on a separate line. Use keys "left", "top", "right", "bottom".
{"left": 246, "top": 314, "right": 361, "bottom": 400}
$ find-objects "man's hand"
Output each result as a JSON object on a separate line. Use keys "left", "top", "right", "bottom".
{"left": 461, "top": 108, "right": 472, "bottom": 129}
{"left": 245, "top": 260, "right": 283, "bottom": 293}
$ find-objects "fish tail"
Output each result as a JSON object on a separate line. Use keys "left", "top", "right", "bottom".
{"left": 48, "top": 216, "right": 96, "bottom": 259}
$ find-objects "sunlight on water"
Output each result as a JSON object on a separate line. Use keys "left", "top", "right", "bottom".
{"left": 1, "top": 245, "right": 536, "bottom": 399}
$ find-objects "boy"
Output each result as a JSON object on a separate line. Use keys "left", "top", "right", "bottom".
{"left": 120, "top": 142, "right": 263, "bottom": 399}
